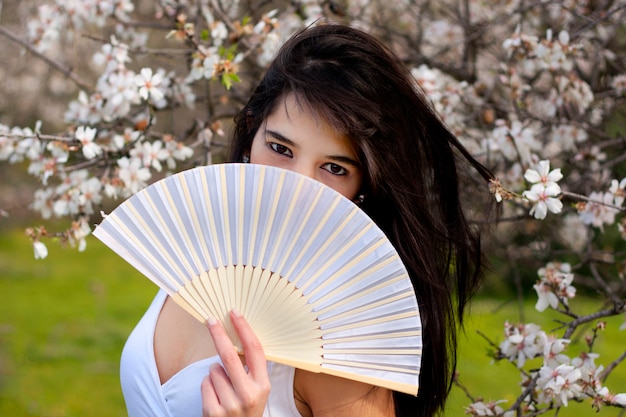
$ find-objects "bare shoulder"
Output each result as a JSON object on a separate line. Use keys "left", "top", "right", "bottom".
{"left": 294, "top": 369, "right": 395, "bottom": 417}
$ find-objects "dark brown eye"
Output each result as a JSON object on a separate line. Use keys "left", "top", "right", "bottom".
{"left": 323, "top": 163, "right": 347, "bottom": 176}
{"left": 269, "top": 142, "right": 292, "bottom": 157}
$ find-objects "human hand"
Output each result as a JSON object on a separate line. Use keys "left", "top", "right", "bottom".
{"left": 201, "top": 310, "right": 271, "bottom": 417}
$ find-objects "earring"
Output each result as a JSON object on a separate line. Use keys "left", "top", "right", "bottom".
{"left": 242, "top": 155, "right": 250, "bottom": 163}
{"left": 354, "top": 194, "right": 366, "bottom": 204}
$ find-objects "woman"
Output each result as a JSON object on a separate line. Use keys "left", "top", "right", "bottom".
{"left": 120, "top": 23, "right": 492, "bottom": 417}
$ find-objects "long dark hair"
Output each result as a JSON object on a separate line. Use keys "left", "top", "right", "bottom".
{"left": 229, "top": 23, "right": 493, "bottom": 417}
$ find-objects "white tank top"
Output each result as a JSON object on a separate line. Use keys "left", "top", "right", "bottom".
{"left": 120, "top": 290, "right": 302, "bottom": 417}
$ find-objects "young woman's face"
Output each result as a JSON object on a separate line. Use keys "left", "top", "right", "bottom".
{"left": 249, "top": 93, "right": 363, "bottom": 200}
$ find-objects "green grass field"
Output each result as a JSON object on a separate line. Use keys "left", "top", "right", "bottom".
{"left": 1, "top": 229, "right": 624, "bottom": 416}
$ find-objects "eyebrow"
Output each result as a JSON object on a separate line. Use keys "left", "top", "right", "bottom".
{"left": 264, "top": 128, "right": 362, "bottom": 168}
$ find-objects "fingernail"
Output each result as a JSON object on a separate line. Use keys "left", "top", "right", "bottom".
{"left": 207, "top": 316, "right": 218, "bottom": 326}
{"left": 231, "top": 308, "right": 242, "bottom": 318}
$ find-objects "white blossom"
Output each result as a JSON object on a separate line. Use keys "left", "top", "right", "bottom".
{"left": 135, "top": 67, "right": 166, "bottom": 102}
{"left": 608, "top": 177, "right": 626, "bottom": 207}
{"left": 78, "top": 177, "right": 103, "bottom": 215}
{"left": 163, "top": 136, "right": 194, "bottom": 170}
{"left": 548, "top": 124, "right": 588, "bottom": 152}
{"left": 499, "top": 322, "right": 546, "bottom": 367}
{"left": 524, "top": 160, "right": 563, "bottom": 191}
{"left": 534, "top": 262, "right": 576, "bottom": 312}
{"left": 578, "top": 191, "right": 619, "bottom": 230}
{"left": 490, "top": 120, "right": 541, "bottom": 164}
{"left": 75, "top": 126, "right": 101, "bottom": 159}
{"left": 0, "top": 125, "right": 16, "bottom": 160}
{"left": 465, "top": 400, "right": 509, "bottom": 416}
{"left": 117, "top": 157, "right": 152, "bottom": 196}
{"left": 210, "top": 21, "right": 228, "bottom": 46}
{"left": 33, "top": 241, "right": 48, "bottom": 260}
{"left": 92, "top": 37, "right": 131, "bottom": 73}
{"left": 536, "top": 363, "right": 583, "bottom": 406}
{"left": 613, "top": 393, "right": 626, "bottom": 406}
{"left": 612, "top": 74, "right": 626, "bottom": 95}
{"left": 69, "top": 217, "right": 92, "bottom": 252}
{"left": 98, "top": 69, "right": 141, "bottom": 120}
{"left": 27, "top": 4, "right": 65, "bottom": 52}
{"left": 186, "top": 46, "right": 220, "bottom": 83}
{"left": 543, "top": 336, "right": 571, "bottom": 368}
{"left": 556, "top": 75, "right": 594, "bottom": 116}
{"left": 130, "top": 140, "right": 170, "bottom": 172}
{"left": 558, "top": 214, "right": 589, "bottom": 252}
{"left": 523, "top": 183, "right": 563, "bottom": 219}
{"left": 257, "top": 31, "right": 282, "bottom": 67}
{"left": 64, "top": 91, "right": 102, "bottom": 125}
{"left": 31, "top": 188, "right": 54, "bottom": 219}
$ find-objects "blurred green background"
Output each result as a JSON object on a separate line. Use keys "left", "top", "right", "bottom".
{"left": 1, "top": 228, "right": 625, "bottom": 416}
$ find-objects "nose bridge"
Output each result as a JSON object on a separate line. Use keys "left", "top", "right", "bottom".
{"left": 292, "top": 158, "right": 318, "bottom": 181}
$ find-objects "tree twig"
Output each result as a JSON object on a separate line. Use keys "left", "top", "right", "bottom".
{"left": 563, "top": 306, "right": 625, "bottom": 339}
{"left": 0, "top": 25, "right": 93, "bottom": 93}
{"left": 599, "top": 349, "right": 626, "bottom": 383}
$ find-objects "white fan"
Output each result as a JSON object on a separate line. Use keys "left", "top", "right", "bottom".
{"left": 93, "top": 163, "right": 422, "bottom": 395}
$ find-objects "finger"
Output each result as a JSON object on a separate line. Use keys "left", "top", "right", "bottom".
{"left": 201, "top": 364, "right": 240, "bottom": 417}
{"left": 230, "top": 309, "right": 267, "bottom": 379}
{"left": 209, "top": 364, "right": 240, "bottom": 409}
{"left": 206, "top": 316, "right": 249, "bottom": 386}
{"left": 200, "top": 373, "right": 221, "bottom": 415}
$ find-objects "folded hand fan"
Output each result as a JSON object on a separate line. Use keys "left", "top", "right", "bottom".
{"left": 93, "top": 163, "right": 422, "bottom": 395}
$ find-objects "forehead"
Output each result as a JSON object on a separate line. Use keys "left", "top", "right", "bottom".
{"left": 268, "top": 94, "right": 357, "bottom": 148}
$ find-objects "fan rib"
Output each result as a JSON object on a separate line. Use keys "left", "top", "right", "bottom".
{"left": 116, "top": 201, "right": 187, "bottom": 290}
{"left": 262, "top": 356, "right": 418, "bottom": 396}
{"left": 322, "top": 359, "right": 420, "bottom": 374}
{"left": 322, "top": 360, "right": 419, "bottom": 375}
{"left": 199, "top": 168, "right": 226, "bottom": 267}
{"left": 246, "top": 167, "right": 266, "bottom": 267}
{"left": 322, "top": 330, "right": 422, "bottom": 345}
{"left": 146, "top": 185, "right": 200, "bottom": 277}
{"left": 245, "top": 268, "right": 272, "bottom": 320}
{"left": 317, "top": 275, "right": 412, "bottom": 320}
{"left": 304, "top": 234, "right": 386, "bottom": 300}
{"left": 291, "top": 199, "right": 359, "bottom": 289}
{"left": 241, "top": 265, "right": 261, "bottom": 317}
{"left": 218, "top": 165, "right": 234, "bottom": 266}
{"left": 298, "top": 221, "right": 376, "bottom": 298}
{"left": 321, "top": 311, "right": 418, "bottom": 334}
{"left": 234, "top": 264, "right": 245, "bottom": 313}
{"left": 319, "top": 290, "right": 416, "bottom": 324}
{"left": 174, "top": 283, "right": 209, "bottom": 323}
{"left": 323, "top": 348, "right": 421, "bottom": 356}
{"left": 93, "top": 214, "right": 182, "bottom": 293}
{"left": 178, "top": 174, "right": 215, "bottom": 273}
{"left": 186, "top": 274, "right": 215, "bottom": 320}
{"left": 225, "top": 265, "right": 238, "bottom": 316}
{"left": 195, "top": 270, "right": 227, "bottom": 318}
{"left": 313, "top": 257, "right": 399, "bottom": 312}
{"left": 282, "top": 194, "right": 343, "bottom": 285}
{"left": 203, "top": 269, "right": 230, "bottom": 317}
{"left": 159, "top": 179, "right": 210, "bottom": 278}
{"left": 236, "top": 166, "right": 246, "bottom": 265}
{"left": 265, "top": 175, "right": 306, "bottom": 269}
{"left": 274, "top": 184, "right": 326, "bottom": 275}
{"left": 255, "top": 170, "right": 287, "bottom": 268}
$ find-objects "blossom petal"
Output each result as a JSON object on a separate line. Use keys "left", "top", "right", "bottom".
{"left": 545, "top": 197, "right": 563, "bottom": 214}
{"left": 531, "top": 201, "right": 548, "bottom": 219}
{"left": 524, "top": 169, "right": 541, "bottom": 183}
{"left": 547, "top": 168, "right": 563, "bottom": 182}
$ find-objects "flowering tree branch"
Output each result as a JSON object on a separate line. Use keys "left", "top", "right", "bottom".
{"left": 0, "top": 25, "right": 93, "bottom": 93}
